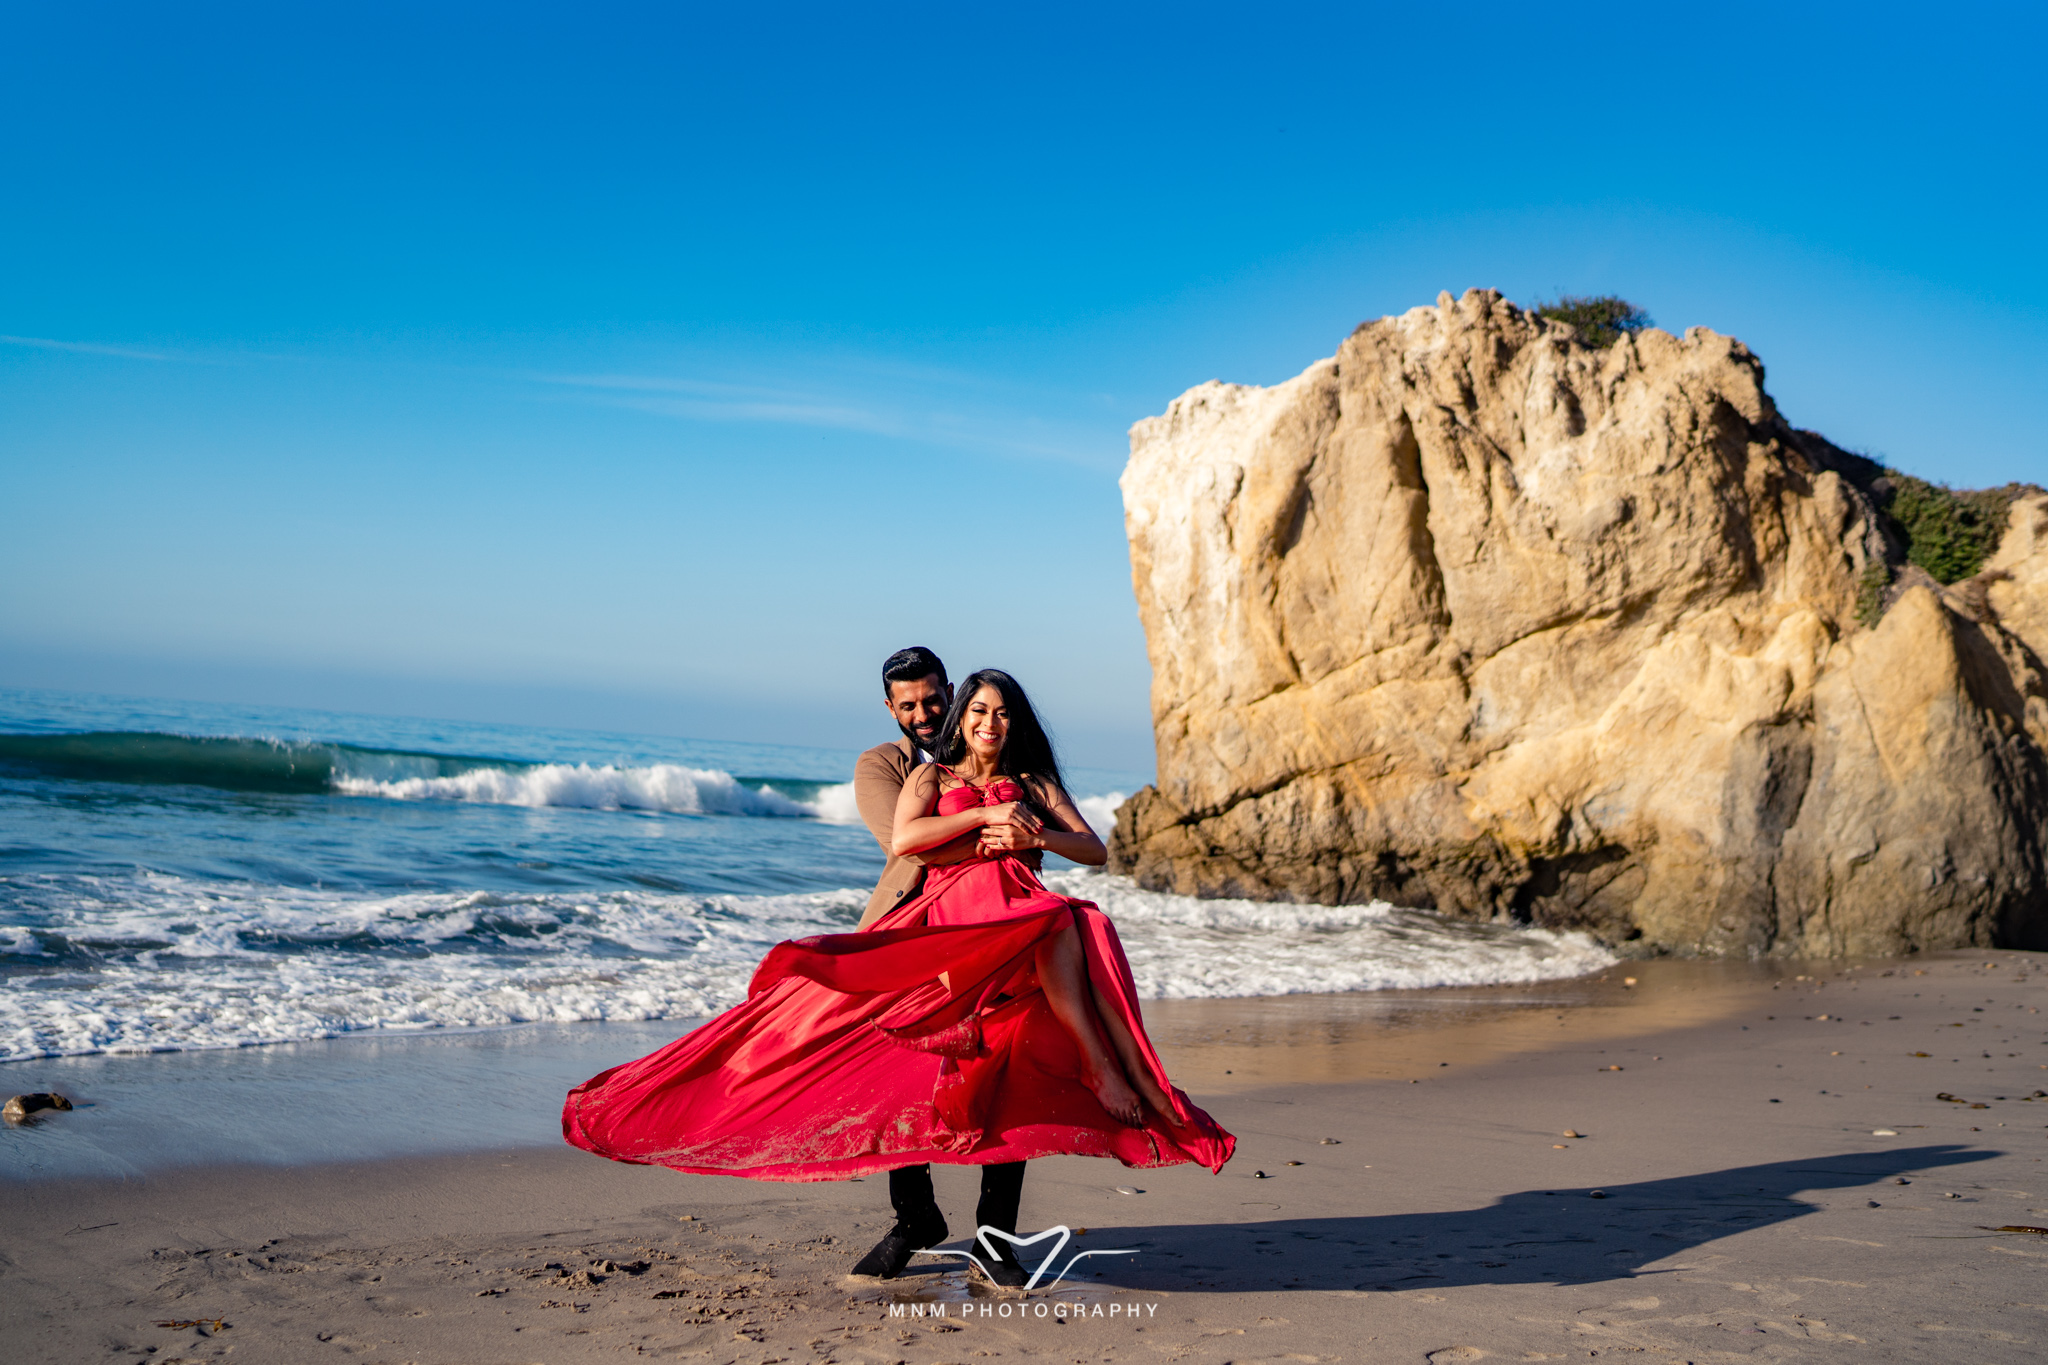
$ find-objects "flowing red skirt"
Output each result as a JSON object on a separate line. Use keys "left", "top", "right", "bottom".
{"left": 561, "top": 855, "right": 1235, "bottom": 1180}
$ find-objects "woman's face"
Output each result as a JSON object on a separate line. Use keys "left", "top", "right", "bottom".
{"left": 959, "top": 684, "right": 1010, "bottom": 762}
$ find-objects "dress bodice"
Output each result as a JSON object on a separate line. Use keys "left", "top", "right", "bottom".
{"left": 935, "top": 775, "right": 1025, "bottom": 817}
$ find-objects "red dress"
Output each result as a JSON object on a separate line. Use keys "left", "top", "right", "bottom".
{"left": 561, "top": 776, "right": 1235, "bottom": 1180}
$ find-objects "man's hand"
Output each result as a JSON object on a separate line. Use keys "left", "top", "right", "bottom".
{"left": 916, "top": 830, "right": 984, "bottom": 867}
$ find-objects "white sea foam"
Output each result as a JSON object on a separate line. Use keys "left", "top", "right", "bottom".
{"left": 1044, "top": 869, "right": 1616, "bottom": 997}
{"left": 335, "top": 762, "right": 816, "bottom": 817}
{"left": 1074, "top": 791, "right": 1126, "bottom": 836}
{"left": 802, "top": 781, "right": 863, "bottom": 824}
{"left": 0, "top": 867, "right": 1612, "bottom": 1061}
{"left": 0, "top": 871, "right": 861, "bottom": 1061}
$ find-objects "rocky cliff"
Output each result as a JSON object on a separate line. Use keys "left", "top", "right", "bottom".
{"left": 1111, "top": 289, "right": 2048, "bottom": 956}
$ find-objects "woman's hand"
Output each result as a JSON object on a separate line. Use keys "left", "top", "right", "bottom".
{"left": 978, "top": 801, "right": 1043, "bottom": 835}
{"left": 977, "top": 821, "right": 1043, "bottom": 853}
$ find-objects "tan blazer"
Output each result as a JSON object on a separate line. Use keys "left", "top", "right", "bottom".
{"left": 854, "top": 737, "right": 927, "bottom": 927}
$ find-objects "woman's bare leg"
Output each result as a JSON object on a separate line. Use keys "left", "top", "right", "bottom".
{"left": 1087, "top": 977, "right": 1176, "bottom": 1120}
{"left": 1035, "top": 922, "right": 1142, "bottom": 1126}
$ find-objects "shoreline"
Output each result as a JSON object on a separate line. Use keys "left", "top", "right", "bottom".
{"left": 3, "top": 957, "right": 1762, "bottom": 1181}
{"left": 0, "top": 955, "right": 1991, "bottom": 1179}
{"left": 5, "top": 950, "right": 2046, "bottom": 1361}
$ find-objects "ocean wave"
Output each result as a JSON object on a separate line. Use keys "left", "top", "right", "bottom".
{"left": 0, "top": 867, "right": 1610, "bottom": 1060}
{"left": 0, "top": 729, "right": 865, "bottom": 823}
{"left": 1074, "top": 791, "right": 1126, "bottom": 836}
{"left": 335, "top": 763, "right": 824, "bottom": 818}
{"left": 0, "top": 731, "right": 374, "bottom": 794}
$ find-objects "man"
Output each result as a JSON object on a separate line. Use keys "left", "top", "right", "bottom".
{"left": 847, "top": 646, "right": 1030, "bottom": 1287}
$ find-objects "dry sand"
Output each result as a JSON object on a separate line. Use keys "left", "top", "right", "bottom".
{"left": 4, "top": 951, "right": 2047, "bottom": 1364}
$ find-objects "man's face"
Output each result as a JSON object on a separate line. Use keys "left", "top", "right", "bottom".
{"left": 885, "top": 673, "right": 952, "bottom": 750}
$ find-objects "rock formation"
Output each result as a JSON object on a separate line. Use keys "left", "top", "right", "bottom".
{"left": 1111, "top": 289, "right": 2048, "bottom": 956}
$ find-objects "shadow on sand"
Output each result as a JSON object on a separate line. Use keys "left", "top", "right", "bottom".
{"left": 905, "top": 1145, "right": 1994, "bottom": 1295}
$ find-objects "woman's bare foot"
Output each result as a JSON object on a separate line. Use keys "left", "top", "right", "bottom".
{"left": 1133, "top": 1072, "right": 1178, "bottom": 1124}
{"left": 1085, "top": 1065, "right": 1144, "bottom": 1127}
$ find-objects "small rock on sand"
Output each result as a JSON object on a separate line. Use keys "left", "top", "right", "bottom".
{"left": 2, "top": 1093, "right": 73, "bottom": 1123}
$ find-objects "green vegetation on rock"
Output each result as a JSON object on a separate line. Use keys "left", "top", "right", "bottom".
{"left": 1855, "top": 562, "right": 1890, "bottom": 629}
{"left": 1533, "top": 294, "right": 1652, "bottom": 348}
{"left": 1879, "top": 474, "right": 2016, "bottom": 584}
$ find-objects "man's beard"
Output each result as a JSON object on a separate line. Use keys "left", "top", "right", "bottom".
{"left": 899, "top": 721, "right": 939, "bottom": 751}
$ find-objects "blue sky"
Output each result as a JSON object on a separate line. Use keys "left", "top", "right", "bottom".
{"left": 3, "top": 2, "right": 2043, "bottom": 768}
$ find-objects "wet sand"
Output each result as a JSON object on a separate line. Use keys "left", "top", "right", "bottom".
{"left": 4, "top": 950, "right": 2047, "bottom": 1363}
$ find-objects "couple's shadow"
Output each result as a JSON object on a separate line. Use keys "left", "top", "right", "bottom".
{"left": 908, "top": 1145, "right": 1991, "bottom": 1294}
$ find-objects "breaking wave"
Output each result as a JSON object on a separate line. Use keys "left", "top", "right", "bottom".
{"left": 0, "top": 730, "right": 859, "bottom": 822}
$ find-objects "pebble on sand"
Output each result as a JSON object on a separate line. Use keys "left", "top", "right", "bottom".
{"left": 2, "top": 1093, "right": 73, "bottom": 1123}
{"left": 1562, "top": 1129, "right": 1584, "bottom": 1138}
{"left": 1873, "top": 1129, "right": 1899, "bottom": 1136}
{"left": 1319, "top": 1138, "right": 1341, "bottom": 1144}
{"left": 1114, "top": 1186, "right": 1141, "bottom": 1195}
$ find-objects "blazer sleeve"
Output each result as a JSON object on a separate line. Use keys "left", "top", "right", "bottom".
{"left": 851, "top": 747, "right": 906, "bottom": 855}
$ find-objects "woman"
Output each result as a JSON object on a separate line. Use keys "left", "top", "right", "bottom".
{"left": 888, "top": 670, "right": 1179, "bottom": 1128}
{"left": 561, "top": 670, "right": 1232, "bottom": 1195}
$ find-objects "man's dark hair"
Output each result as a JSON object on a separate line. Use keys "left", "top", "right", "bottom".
{"left": 881, "top": 646, "right": 947, "bottom": 694}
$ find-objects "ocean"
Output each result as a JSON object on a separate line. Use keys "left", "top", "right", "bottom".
{"left": 0, "top": 687, "right": 1614, "bottom": 1065}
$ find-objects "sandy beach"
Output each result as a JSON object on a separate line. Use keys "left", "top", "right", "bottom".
{"left": 5, "top": 951, "right": 2046, "bottom": 1364}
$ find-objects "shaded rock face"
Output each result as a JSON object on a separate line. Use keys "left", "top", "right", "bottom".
{"left": 1112, "top": 289, "right": 2048, "bottom": 956}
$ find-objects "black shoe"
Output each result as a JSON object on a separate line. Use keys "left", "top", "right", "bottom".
{"left": 974, "top": 1243, "right": 1029, "bottom": 1288}
{"left": 850, "top": 1211, "right": 948, "bottom": 1279}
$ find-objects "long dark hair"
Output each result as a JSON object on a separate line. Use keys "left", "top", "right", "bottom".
{"left": 933, "top": 668, "right": 1066, "bottom": 800}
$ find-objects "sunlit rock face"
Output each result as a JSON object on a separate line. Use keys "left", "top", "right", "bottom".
{"left": 1113, "top": 288, "right": 2048, "bottom": 956}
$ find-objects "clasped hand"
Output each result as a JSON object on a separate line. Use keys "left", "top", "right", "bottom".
{"left": 977, "top": 801, "right": 1042, "bottom": 854}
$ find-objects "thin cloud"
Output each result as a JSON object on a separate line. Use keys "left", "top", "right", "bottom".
{"left": 0, "top": 333, "right": 175, "bottom": 362}
{"left": 534, "top": 367, "right": 1111, "bottom": 467}
{"left": 600, "top": 392, "right": 909, "bottom": 437}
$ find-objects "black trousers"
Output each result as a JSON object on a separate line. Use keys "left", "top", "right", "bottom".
{"left": 889, "top": 1160, "right": 1026, "bottom": 1237}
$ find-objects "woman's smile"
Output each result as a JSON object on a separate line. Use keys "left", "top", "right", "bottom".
{"left": 962, "top": 685, "right": 1010, "bottom": 756}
